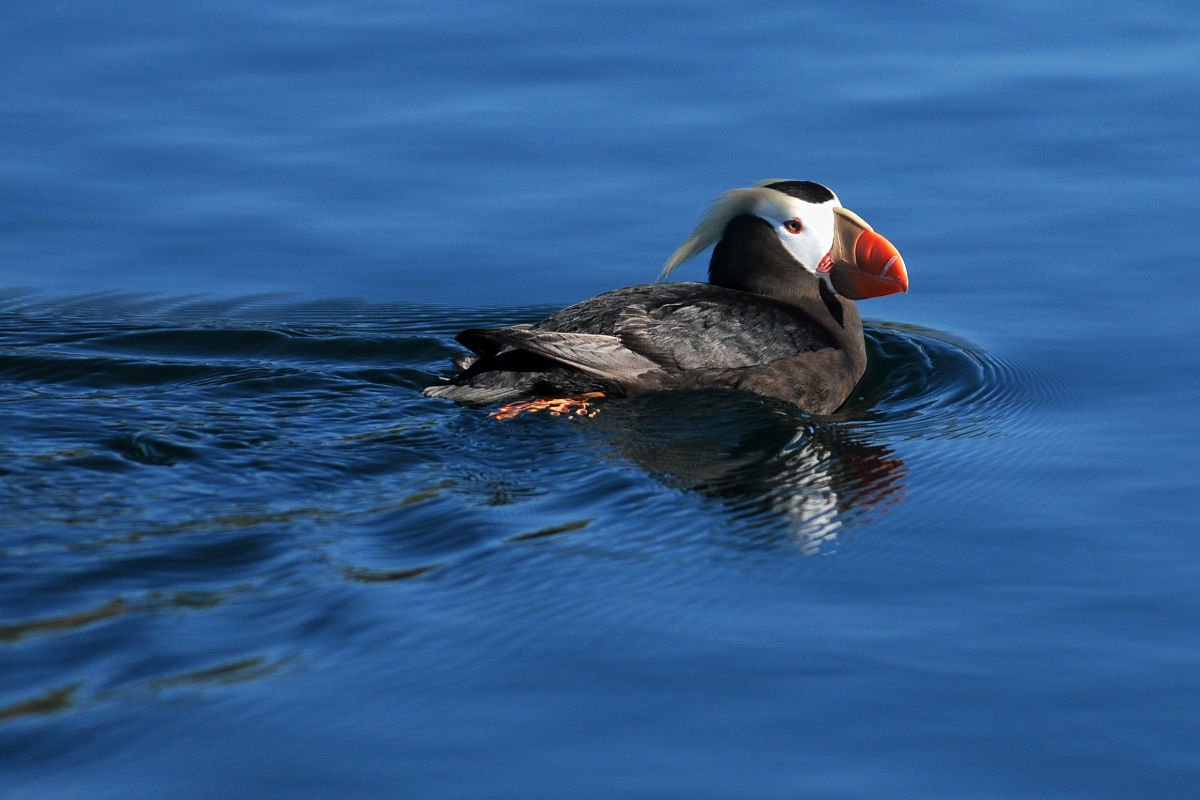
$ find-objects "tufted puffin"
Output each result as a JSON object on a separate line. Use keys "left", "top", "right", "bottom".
{"left": 423, "top": 180, "right": 908, "bottom": 415}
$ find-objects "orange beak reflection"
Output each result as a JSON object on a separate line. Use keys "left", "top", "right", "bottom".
{"left": 826, "top": 207, "right": 909, "bottom": 300}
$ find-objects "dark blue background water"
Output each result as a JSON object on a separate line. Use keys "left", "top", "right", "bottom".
{"left": 3, "top": 1, "right": 1199, "bottom": 797}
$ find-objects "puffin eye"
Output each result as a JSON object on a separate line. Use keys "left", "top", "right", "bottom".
{"left": 783, "top": 219, "right": 803, "bottom": 234}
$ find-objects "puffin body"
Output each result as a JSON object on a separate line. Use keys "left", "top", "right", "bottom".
{"left": 423, "top": 180, "right": 907, "bottom": 415}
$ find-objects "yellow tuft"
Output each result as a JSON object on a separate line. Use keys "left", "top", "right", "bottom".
{"left": 658, "top": 185, "right": 795, "bottom": 281}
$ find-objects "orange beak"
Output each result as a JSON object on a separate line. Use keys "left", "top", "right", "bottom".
{"left": 824, "top": 207, "right": 908, "bottom": 300}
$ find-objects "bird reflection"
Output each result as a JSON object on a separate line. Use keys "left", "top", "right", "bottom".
{"left": 580, "top": 390, "right": 905, "bottom": 552}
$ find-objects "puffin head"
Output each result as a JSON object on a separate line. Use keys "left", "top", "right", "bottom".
{"left": 660, "top": 179, "right": 908, "bottom": 301}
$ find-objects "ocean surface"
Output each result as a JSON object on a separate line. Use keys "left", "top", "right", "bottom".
{"left": 3, "top": 1, "right": 1199, "bottom": 797}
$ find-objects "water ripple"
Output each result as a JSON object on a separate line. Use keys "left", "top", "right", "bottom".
{"left": 0, "top": 300, "right": 1049, "bottom": 563}
{"left": 842, "top": 322, "right": 1059, "bottom": 439}
{"left": 1, "top": 302, "right": 1051, "bottom": 622}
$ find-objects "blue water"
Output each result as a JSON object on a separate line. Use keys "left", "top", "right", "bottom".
{"left": 3, "top": 1, "right": 1200, "bottom": 797}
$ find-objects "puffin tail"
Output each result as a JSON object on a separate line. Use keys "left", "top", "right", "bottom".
{"left": 421, "top": 382, "right": 526, "bottom": 404}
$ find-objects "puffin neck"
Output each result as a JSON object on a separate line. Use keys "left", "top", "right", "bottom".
{"left": 707, "top": 215, "right": 820, "bottom": 307}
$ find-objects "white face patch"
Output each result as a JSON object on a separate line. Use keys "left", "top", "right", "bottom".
{"left": 753, "top": 193, "right": 840, "bottom": 276}
{"left": 660, "top": 183, "right": 842, "bottom": 280}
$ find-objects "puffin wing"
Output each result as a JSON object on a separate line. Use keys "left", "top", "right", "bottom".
{"left": 456, "top": 325, "right": 663, "bottom": 382}
{"left": 610, "top": 294, "right": 834, "bottom": 372}
{"left": 434, "top": 284, "right": 838, "bottom": 403}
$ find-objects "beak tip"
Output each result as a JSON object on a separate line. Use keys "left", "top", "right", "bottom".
{"left": 835, "top": 231, "right": 908, "bottom": 300}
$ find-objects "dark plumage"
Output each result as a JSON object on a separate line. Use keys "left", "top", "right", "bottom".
{"left": 423, "top": 181, "right": 907, "bottom": 415}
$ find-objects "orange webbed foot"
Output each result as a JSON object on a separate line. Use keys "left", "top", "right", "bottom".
{"left": 489, "top": 392, "right": 606, "bottom": 421}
